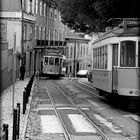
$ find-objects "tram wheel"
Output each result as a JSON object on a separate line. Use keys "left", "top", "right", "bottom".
{"left": 98, "top": 89, "right": 105, "bottom": 96}
{"left": 118, "top": 97, "right": 131, "bottom": 109}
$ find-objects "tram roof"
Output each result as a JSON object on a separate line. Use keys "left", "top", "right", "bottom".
{"left": 92, "top": 27, "right": 140, "bottom": 45}
{"left": 118, "top": 27, "right": 140, "bottom": 37}
{"left": 43, "top": 52, "right": 63, "bottom": 57}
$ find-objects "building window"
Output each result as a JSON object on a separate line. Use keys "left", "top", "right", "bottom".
{"left": 40, "top": 0, "right": 42, "bottom": 15}
{"left": 62, "top": 30, "right": 65, "bottom": 40}
{"left": 44, "top": 3, "right": 46, "bottom": 16}
{"left": 86, "top": 47, "right": 88, "bottom": 55}
{"left": 54, "top": 29, "right": 58, "bottom": 41}
{"left": 29, "top": 0, "right": 32, "bottom": 13}
{"left": 58, "top": 11, "right": 61, "bottom": 20}
{"left": 22, "top": 0, "right": 25, "bottom": 11}
{"left": 70, "top": 46, "right": 73, "bottom": 58}
{"left": 39, "top": 27, "right": 42, "bottom": 40}
{"left": 54, "top": 9, "right": 57, "bottom": 20}
{"left": 32, "top": 0, "right": 35, "bottom": 14}
{"left": 0, "top": 22, "right": 7, "bottom": 41}
{"left": 83, "top": 46, "right": 85, "bottom": 56}
{"left": 23, "top": 25, "right": 27, "bottom": 40}
{"left": 36, "top": 0, "right": 38, "bottom": 14}
{"left": 59, "top": 30, "right": 62, "bottom": 41}
{"left": 48, "top": 28, "right": 51, "bottom": 40}
{"left": 43, "top": 27, "right": 46, "bottom": 40}
{"left": 80, "top": 46, "right": 82, "bottom": 57}
{"left": 45, "top": 28, "right": 48, "bottom": 40}
{"left": 29, "top": 25, "right": 34, "bottom": 40}
{"left": 49, "top": 7, "right": 53, "bottom": 18}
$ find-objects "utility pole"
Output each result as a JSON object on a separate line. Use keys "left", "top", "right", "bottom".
{"left": 73, "top": 39, "right": 76, "bottom": 77}
{"left": 12, "top": 33, "right": 16, "bottom": 113}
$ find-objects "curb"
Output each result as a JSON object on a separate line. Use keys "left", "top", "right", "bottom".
{"left": 20, "top": 78, "right": 37, "bottom": 140}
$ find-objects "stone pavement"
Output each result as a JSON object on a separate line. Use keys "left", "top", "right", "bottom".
{"left": 0, "top": 77, "right": 37, "bottom": 140}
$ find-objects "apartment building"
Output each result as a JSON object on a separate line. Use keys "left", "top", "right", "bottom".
{"left": 34, "top": 1, "right": 66, "bottom": 74}
{"left": 0, "top": 0, "right": 36, "bottom": 91}
{"left": 0, "top": 0, "right": 66, "bottom": 91}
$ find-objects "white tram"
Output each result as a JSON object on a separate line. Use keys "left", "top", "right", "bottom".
{"left": 91, "top": 25, "right": 140, "bottom": 106}
{"left": 41, "top": 52, "right": 63, "bottom": 78}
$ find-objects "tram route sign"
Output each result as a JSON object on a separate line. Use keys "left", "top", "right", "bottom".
{"left": 121, "top": 18, "right": 140, "bottom": 28}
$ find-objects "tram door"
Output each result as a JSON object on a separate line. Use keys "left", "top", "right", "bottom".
{"left": 112, "top": 44, "right": 118, "bottom": 92}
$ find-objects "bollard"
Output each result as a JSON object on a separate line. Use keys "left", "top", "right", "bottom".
{"left": 3, "top": 124, "right": 8, "bottom": 140}
{"left": 23, "top": 91, "right": 26, "bottom": 114}
{"left": 24, "top": 87, "right": 28, "bottom": 103}
{"left": 13, "top": 109, "right": 17, "bottom": 140}
{"left": 16, "top": 103, "right": 20, "bottom": 138}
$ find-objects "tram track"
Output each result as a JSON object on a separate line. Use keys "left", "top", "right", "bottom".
{"left": 70, "top": 78, "right": 106, "bottom": 100}
{"left": 45, "top": 87, "right": 72, "bottom": 140}
{"left": 70, "top": 78, "right": 140, "bottom": 115}
{"left": 46, "top": 83, "right": 111, "bottom": 140}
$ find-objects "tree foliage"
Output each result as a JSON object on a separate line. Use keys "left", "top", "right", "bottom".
{"left": 55, "top": 0, "right": 139, "bottom": 33}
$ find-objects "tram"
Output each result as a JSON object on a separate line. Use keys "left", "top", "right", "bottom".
{"left": 91, "top": 19, "right": 140, "bottom": 106}
{"left": 41, "top": 52, "right": 63, "bottom": 78}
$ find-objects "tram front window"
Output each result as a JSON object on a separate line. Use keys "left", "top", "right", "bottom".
{"left": 120, "top": 41, "right": 136, "bottom": 67}
{"left": 49, "top": 57, "right": 54, "bottom": 65}
{"left": 55, "top": 58, "right": 59, "bottom": 66}
{"left": 44, "top": 57, "right": 48, "bottom": 65}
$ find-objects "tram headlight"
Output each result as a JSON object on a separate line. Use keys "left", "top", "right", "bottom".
{"left": 129, "top": 90, "right": 133, "bottom": 94}
{"left": 134, "top": 91, "right": 139, "bottom": 95}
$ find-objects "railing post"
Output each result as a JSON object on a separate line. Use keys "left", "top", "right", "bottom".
{"left": 25, "top": 87, "right": 28, "bottom": 103}
{"left": 3, "top": 124, "right": 8, "bottom": 140}
{"left": 13, "top": 109, "right": 17, "bottom": 140}
{"left": 23, "top": 91, "right": 26, "bottom": 114}
{"left": 16, "top": 103, "right": 20, "bottom": 138}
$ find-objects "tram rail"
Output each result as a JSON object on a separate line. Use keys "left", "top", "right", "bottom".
{"left": 70, "top": 78, "right": 106, "bottom": 100}
{"left": 45, "top": 87, "right": 72, "bottom": 140}
{"left": 70, "top": 78, "right": 140, "bottom": 112}
{"left": 55, "top": 85, "right": 111, "bottom": 140}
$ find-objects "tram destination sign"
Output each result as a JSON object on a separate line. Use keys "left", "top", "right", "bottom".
{"left": 122, "top": 18, "right": 140, "bottom": 28}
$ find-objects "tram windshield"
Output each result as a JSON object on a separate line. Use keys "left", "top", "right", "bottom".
{"left": 55, "top": 58, "right": 59, "bottom": 66}
{"left": 120, "top": 41, "right": 136, "bottom": 67}
{"left": 44, "top": 57, "right": 48, "bottom": 65}
{"left": 49, "top": 57, "right": 54, "bottom": 65}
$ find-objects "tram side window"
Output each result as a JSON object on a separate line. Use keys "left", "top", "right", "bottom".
{"left": 55, "top": 58, "right": 59, "bottom": 66}
{"left": 92, "top": 45, "right": 108, "bottom": 69}
{"left": 120, "top": 41, "right": 136, "bottom": 67}
{"left": 44, "top": 57, "right": 48, "bottom": 65}
{"left": 49, "top": 57, "right": 54, "bottom": 65}
{"left": 104, "top": 45, "right": 108, "bottom": 69}
{"left": 138, "top": 41, "right": 140, "bottom": 67}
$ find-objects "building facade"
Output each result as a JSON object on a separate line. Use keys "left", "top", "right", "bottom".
{"left": 65, "top": 30, "right": 90, "bottom": 76}
{"left": 0, "top": 0, "right": 36, "bottom": 91}
{"left": 0, "top": 0, "right": 67, "bottom": 92}
{"left": 34, "top": 0, "right": 66, "bottom": 74}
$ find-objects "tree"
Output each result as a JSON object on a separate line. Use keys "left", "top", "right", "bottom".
{"left": 55, "top": 0, "right": 139, "bottom": 33}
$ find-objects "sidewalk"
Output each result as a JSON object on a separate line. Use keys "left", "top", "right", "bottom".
{"left": 0, "top": 78, "right": 35, "bottom": 140}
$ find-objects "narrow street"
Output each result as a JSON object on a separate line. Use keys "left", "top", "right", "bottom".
{"left": 24, "top": 78, "right": 140, "bottom": 140}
